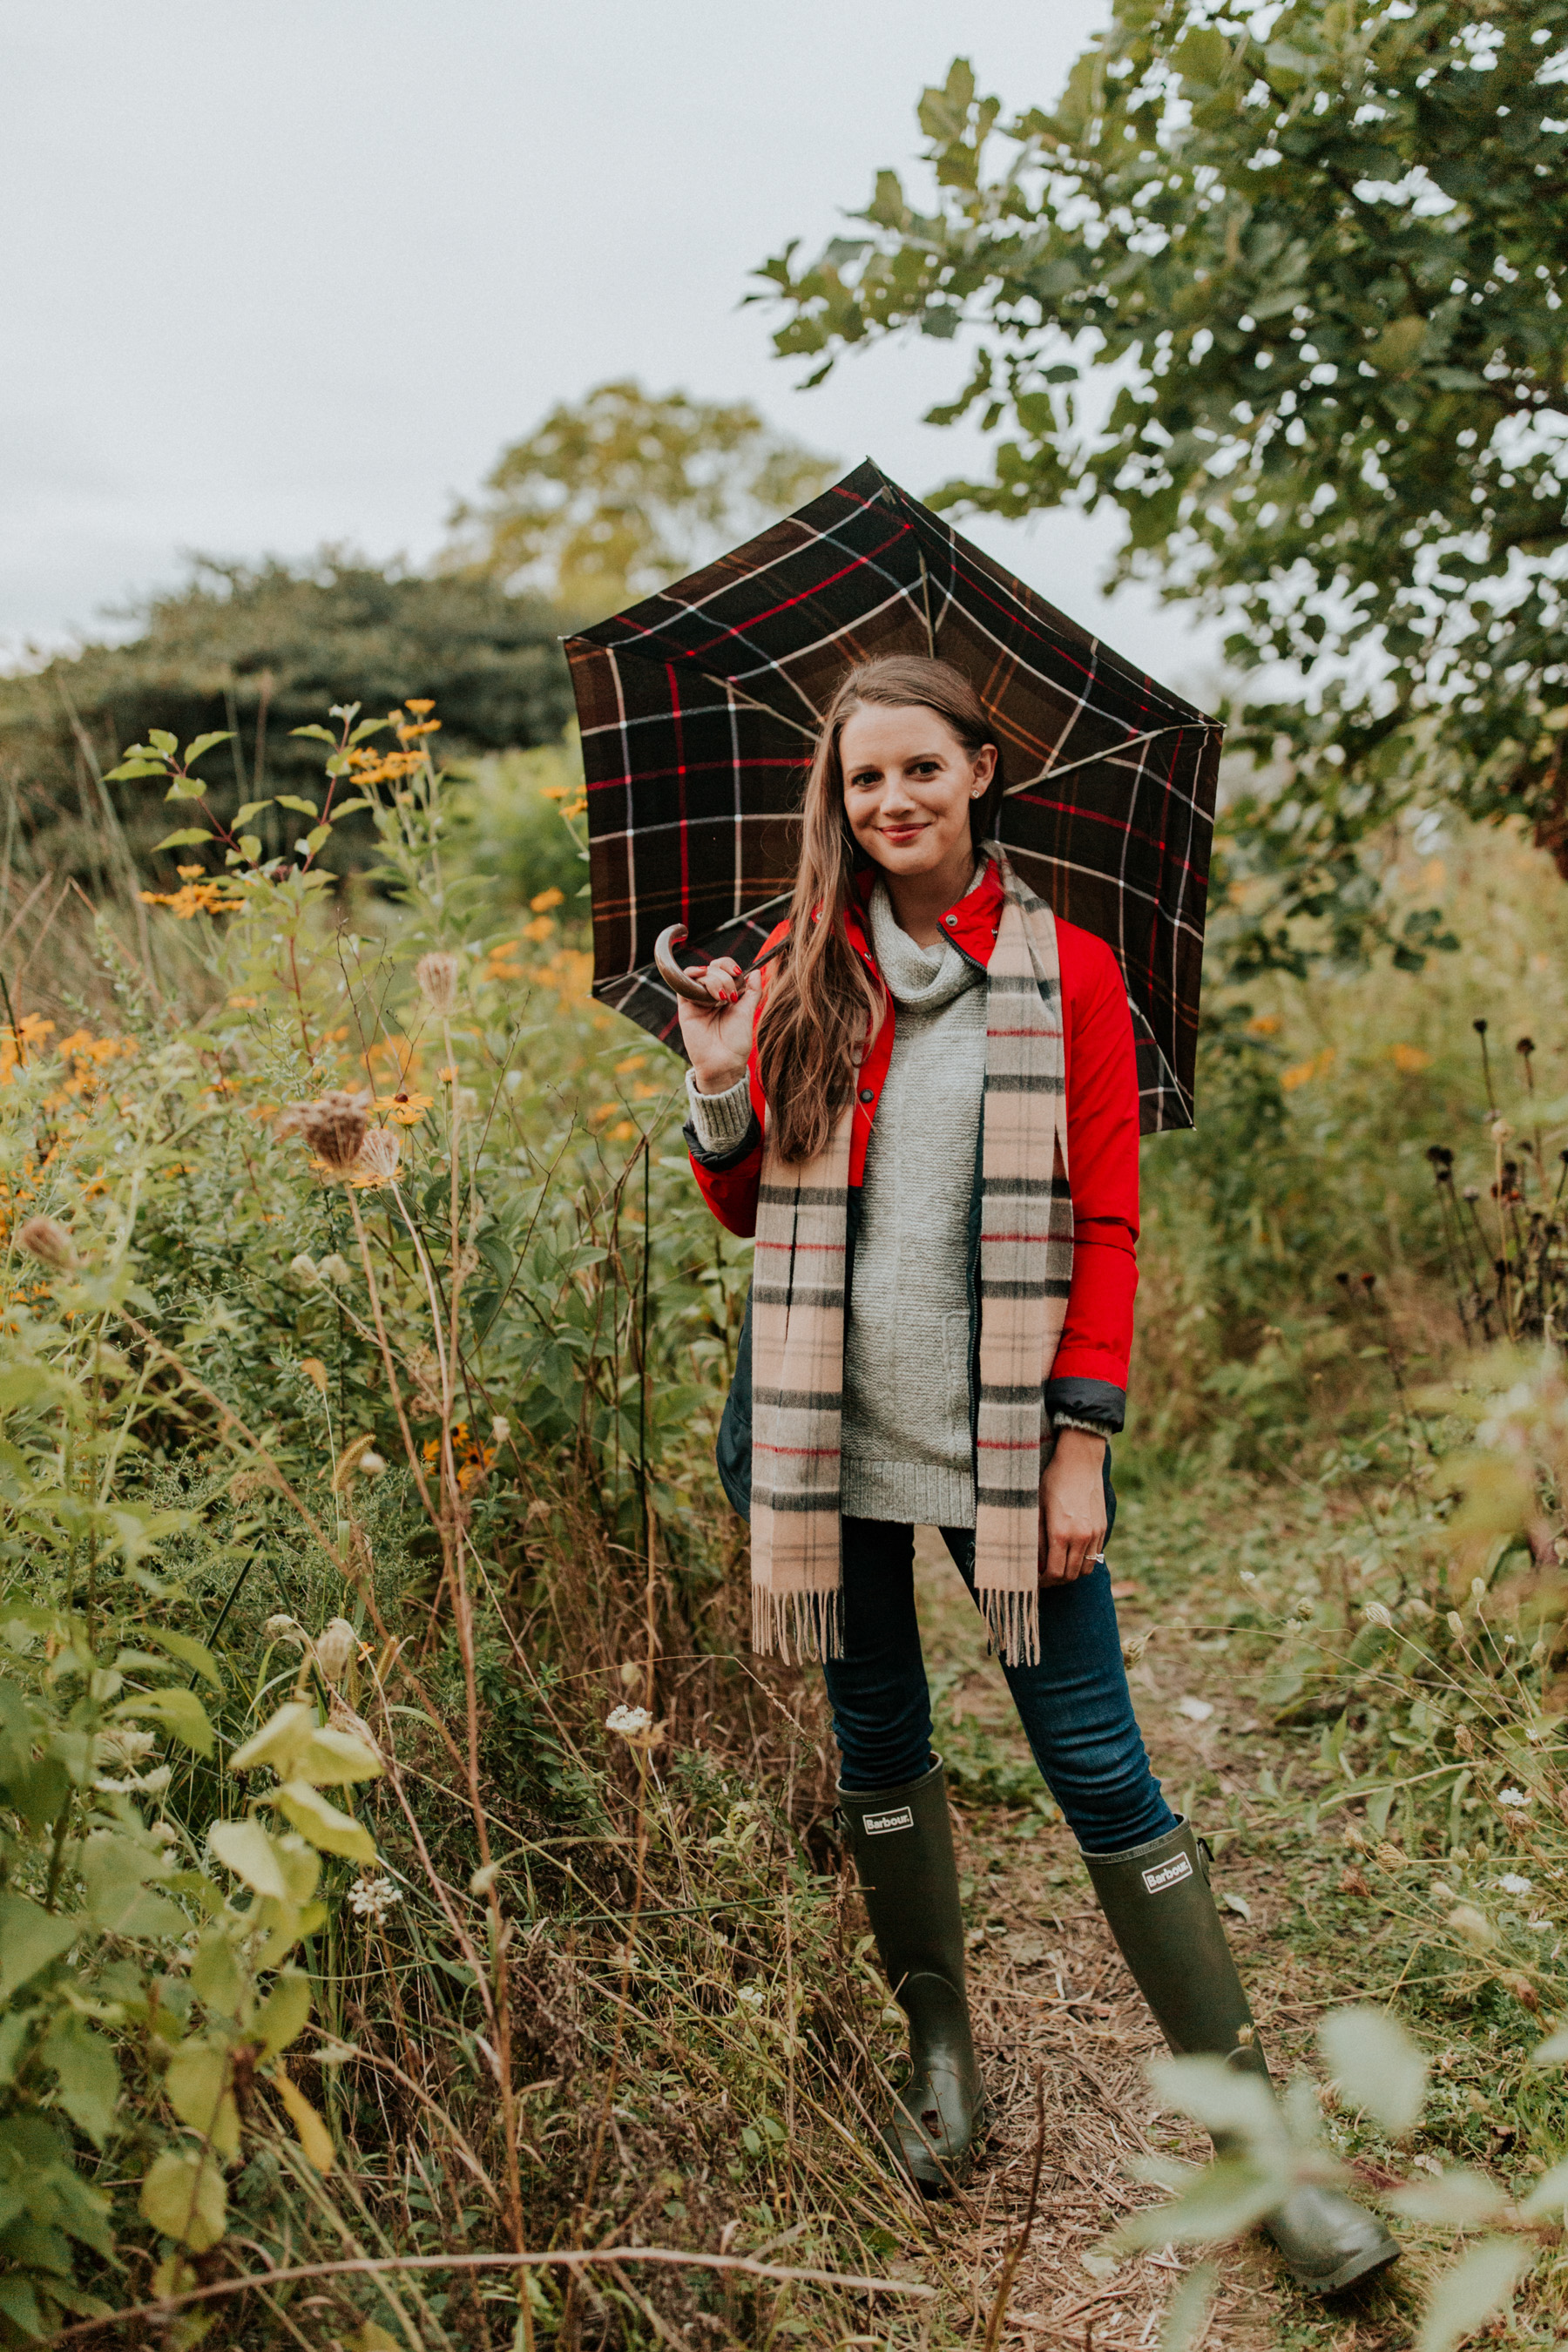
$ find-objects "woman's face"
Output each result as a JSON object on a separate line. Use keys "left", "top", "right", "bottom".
{"left": 838, "top": 702, "right": 996, "bottom": 885}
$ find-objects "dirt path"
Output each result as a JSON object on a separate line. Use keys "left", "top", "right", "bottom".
{"left": 902, "top": 1528, "right": 1409, "bottom": 2351}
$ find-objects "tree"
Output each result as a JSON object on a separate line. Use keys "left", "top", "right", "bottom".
{"left": 446, "top": 379, "right": 837, "bottom": 616}
{"left": 757, "top": 3, "right": 1568, "bottom": 965}
{"left": 0, "top": 556, "right": 574, "bottom": 882}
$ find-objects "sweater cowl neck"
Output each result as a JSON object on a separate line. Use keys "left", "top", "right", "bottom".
{"left": 867, "top": 860, "right": 986, "bottom": 1013}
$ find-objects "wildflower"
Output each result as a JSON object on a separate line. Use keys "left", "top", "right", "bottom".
{"left": 1490, "top": 1117, "right": 1512, "bottom": 1143}
{"left": 1362, "top": 1602, "right": 1395, "bottom": 1629}
{"left": 734, "top": 1984, "right": 765, "bottom": 2012}
{"left": 348, "top": 1874, "right": 401, "bottom": 1923}
{"left": 490, "top": 1416, "right": 510, "bottom": 1445}
{"left": 1499, "top": 1874, "right": 1534, "bottom": 1896}
{"left": 96, "top": 1727, "right": 157, "bottom": 1768}
{"left": 265, "top": 1614, "right": 309, "bottom": 1649}
{"left": 290, "top": 1253, "right": 320, "bottom": 1283}
{"left": 151, "top": 1820, "right": 179, "bottom": 1846}
{"left": 524, "top": 916, "right": 556, "bottom": 943}
{"left": 605, "top": 1704, "right": 652, "bottom": 1738}
{"left": 1447, "top": 1902, "right": 1496, "bottom": 1945}
{"left": 415, "top": 951, "right": 460, "bottom": 1017}
{"left": 301, "top": 1358, "right": 329, "bottom": 1394}
{"left": 1447, "top": 1611, "right": 1466, "bottom": 1639}
{"left": 352, "top": 1128, "right": 402, "bottom": 1190}
{"left": 1375, "top": 1842, "right": 1404, "bottom": 1872}
{"left": 94, "top": 1763, "right": 172, "bottom": 1796}
{"left": 313, "top": 1618, "right": 359, "bottom": 1684}
{"left": 281, "top": 1089, "right": 371, "bottom": 1177}
{"left": 375, "top": 1089, "right": 434, "bottom": 1126}
{"left": 1470, "top": 1577, "right": 1488, "bottom": 1606}
{"left": 1498, "top": 1787, "right": 1531, "bottom": 1808}
{"left": 319, "top": 1254, "right": 352, "bottom": 1285}
{"left": 17, "top": 1216, "right": 78, "bottom": 1271}
{"left": 359, "top": 1449, "right": 387, "bottom": 1477}
{"left": 1238, "top": 1569, "right": 1257, "bottom": 1586}
{"left": 531, "top": 888, "right": 564, "bottom": 913}
{"left": 1389, "top": 1043, "right": 1431, "bottom": 1072}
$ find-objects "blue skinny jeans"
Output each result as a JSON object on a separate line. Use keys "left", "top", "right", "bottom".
{"left": 822, "top": 1504, "right": 1176, "bottom": 1855}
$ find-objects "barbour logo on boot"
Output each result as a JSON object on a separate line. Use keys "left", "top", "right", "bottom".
{"left": 1142, "top": 1853, "right": 1194, "bottom": 1894}
{"left": 863, "top": 1805, "right": 915, "bottom": 1835}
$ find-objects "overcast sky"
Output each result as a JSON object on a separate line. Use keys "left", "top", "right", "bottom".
{"left": 3, "top": 1, "right": 1217, "bottom": 690}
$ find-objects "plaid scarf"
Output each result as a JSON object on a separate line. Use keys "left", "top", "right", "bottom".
{"left": 750, "top": 848, "right": 1071, "bottom": 1667}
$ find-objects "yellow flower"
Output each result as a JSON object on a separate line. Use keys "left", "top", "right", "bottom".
{"left": 375, "top": 1090, "right": 434, "bottom": 1126}
{"left": 405, "top": 698, "right": 436, "bottom": 715}
{"left": 1281, "top": 1048, "right": 1336, "bottom": 1092}
{"left": 538, "top": 783, "right": 569, "bottom": 802}
{"left": 523, "top": 916, "right": 555, "bottom": 943}
{"left": 615, "top": 1055, "right": 645, "bottom": 1076}
{"left": 610, "top": 1120, "right": 637, "bottom": 1143}
{"left": 1389, "top": 1043, "right": 1431, "bottom": 1072}
{"left": 588, "top": 1102, "right": 620, "bottom": 1126}
{"left": 1247, "top": 1014, "right": 1281, "bottom": 1036}
{"left": 530, "top": 887, "right": 564, "bottom": 912}
{"left": 228, "top": 994, "right": 260, "bottom": 1010}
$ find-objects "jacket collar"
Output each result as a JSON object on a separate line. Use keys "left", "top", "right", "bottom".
{"left": 847, "top": 853, "right": 1004, "bottom": 973}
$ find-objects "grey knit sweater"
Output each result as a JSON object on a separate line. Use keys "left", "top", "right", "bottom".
{"left": 686, "top": 875, "right": 986, "bottom": 1527}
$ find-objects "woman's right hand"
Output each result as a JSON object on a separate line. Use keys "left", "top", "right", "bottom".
{"left": 677, "top": 957, "right": 764, "bottom": 1098}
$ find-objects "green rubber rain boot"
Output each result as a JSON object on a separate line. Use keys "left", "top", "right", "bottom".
{"left": 1085, "top": 1819, "right": 1399, "bottom": 2295}
{"left": 839, "top": 1756, "right": 986, "bottom": 2194}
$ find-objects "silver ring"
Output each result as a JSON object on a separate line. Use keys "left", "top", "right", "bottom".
{"left": 1092, "top": 1553, "right": 1107, "bottom": 1566}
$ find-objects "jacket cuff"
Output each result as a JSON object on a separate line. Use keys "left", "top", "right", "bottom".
{"left": 685, "top": 1069, "right": 754, "bottom": 1153}
{"left": 683, "top": 1112, "right": 762, "bottom": 1174}
{"left": 1044, "top": 1375, "right": 1125, "bottom": 1436}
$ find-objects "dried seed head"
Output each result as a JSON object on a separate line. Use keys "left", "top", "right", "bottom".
{"left": 18, "top": 1216, "right": 78, "bottom": 1271}
{"left": 319, "top": 1253, "right": 352, "bottom": 1284}
{"left": 313, "top": 1618, "right": 359, "bottom": 1683}
{"left": 283, "top": 1089, "right": 372, "bottom": 1175}
{"left": 1447, "top": 1611, "right": 1466, "bottom": 1639}
{"left": 490, "top": 1415, "right": 510, "bottom": 1445}
{"left": 265, "top": 1613, "right": 309, "bottom": 1649}
{"left": 1362, "top": 1601, "right": 1394, "bottom": 1629}
{"left": 415, "top": 951, "right": 460, "bottom": 1017}
{"left": 289, "top": 1254, "right": 320, "bottom": 1283}
{"left": 354, "top": 1127, "right": 402, "bottom": 1188}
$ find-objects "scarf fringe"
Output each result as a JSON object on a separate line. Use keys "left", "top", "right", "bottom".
{"left": 979, "top": 1583, "right": 1042, "bottom": 1670}
{"left": 751, "top": 1581, "right": 845, "bottom": 1665}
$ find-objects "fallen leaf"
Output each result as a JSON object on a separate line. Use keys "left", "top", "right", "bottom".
{"left": 1176, "top": 1695, "right": 1214, "bottom": 1723}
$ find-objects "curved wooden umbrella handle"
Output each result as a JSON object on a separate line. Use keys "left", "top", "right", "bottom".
{"left": 652, "top": 924, "right": 716, "bottom": 1003}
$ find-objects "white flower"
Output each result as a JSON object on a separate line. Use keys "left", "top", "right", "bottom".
{"left": 1447, "top": 1611, "right": 1466, "bottom": 1638}
{"left": 151, "top": 1821, "right": 179, "bottom": 1846}
{"left": 1470, "top": 1577, "right": 1488, "bottom": 1605}
{"left": 92, "top": 1763, "right": 172, "bottom": 1796}
{"left": 290, "top": 1253, "right": 320, "bottom": 1282}
{"left": 319, "top": 1253, "right": 352, "bottom": 1285}
{"left": 734, "top": 1984, "right": 765, "bottom": 2012}
{"left": 313, "top": 1618, "right": 359, "bottom": 1683}
{"left": 490, "top": 1415, "right": 510, "bottom": 1445}
{"left": 1498, "top": 1787, "right": 1531, "bottom": 1808}
{"left": 265, "top": 1613, "right": 308, "bottom": 1648}
{"left": 1499, "top": 1874, "right": 1533, "bottom": 1896}
{"left": 605, "top": 1704, "right": 652, "bottom": 1738}
{"left": 358, "top": 1448, "right": 387, "bottom": 1477}
{"left": 1238, "top": 1570, "right": 1257, "bottom": 1586}
{"left": 348, "top": 1874, "right": 401, "bottom": 1923}
{"left": 96, "top": 1726, "right": 156, "bottom": 1768}
{"left": 1362, "top": 1602, "right": 1395, "bottom": 1629}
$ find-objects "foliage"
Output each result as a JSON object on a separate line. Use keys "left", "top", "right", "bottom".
{"left": 0, "top": 558, "right": 575, "bottom": 890}
{"left": 758, "top": 3, "right": 1568, "bottom": 963}
{"left": 444, "top": 379, "right": 837, "bottom": 616}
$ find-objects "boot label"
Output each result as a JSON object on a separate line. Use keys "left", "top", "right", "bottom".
{"left": 1142, "top": 1853, "right": 1193, "bottom": 1894}
{"left": 862, "top": 1805, "right": 915, "bottom": 1835}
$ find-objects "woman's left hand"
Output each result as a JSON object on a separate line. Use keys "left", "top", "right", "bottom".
{"left": 1038, "top": 1427, "right": 1108, "bottom": 1585}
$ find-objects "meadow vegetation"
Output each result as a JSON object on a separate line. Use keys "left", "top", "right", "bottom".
{"left": 1, "top": 705, "right": 1567, "bottom": 2350}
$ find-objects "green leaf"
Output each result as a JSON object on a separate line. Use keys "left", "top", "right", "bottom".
{"left": 1531, "top": 2022, "right": 1568, "bottom": 2065}
{"left": 253, "top": 1969, "right": 312, "bottom": 2058}
{"left": 326, "top": 795, "right": 373, "bottom": 818}
{"left": 147, "top": 729, "right": 177, "bottom": 754}
{"left": 274, "top": 794, "right": 321, "bottom": 816}
{"left": 143, "top": 1627, "right": 224, "bottom": 1690}
{"left": 150, "top": 829, "right": 213, "bottom": 853}
{"left": 229, "top": 1700, "right": 316, "bottom": 1780}
{"left": 1319, "top": 2008, "right": 1427, "bottom": 2135}
{"left": 41, "top": 2017, "right": 121, "bottom": 2149}
{"left": 1368, "top": 314, "right": 1426, "bottom": 375}
{"left": 300, "top": 824, "right": 332, "bottom": 855}
{"left": 1173, "top": 27, "right": 1230, "bottom": 85}
{"left": 139, "top": 2148, "right": 226, "bottom": 2252}
{"left": 1389, "top": 2167, "right": 1508, "bottom": 2227}
{"left": 207, "top": 1819, "right": 291, "bottom": 1898}
{"left": 162, "top": 777, "right": 206, "bottom": 801}
{"left": 232, "top": 799, "right": 272, "bottom": 826}
{"left": 164, "top": 2038, "right": 240, "bottom": 2159}
{"left": 1112, "top": 2151, "right": 1283, "bottom": 2251}
{"left": 287, "top": 727, "right": 337, "bottom": 747}
{"left": 0, "top": 2277, "right": 44, "bottom": 2338}
{"left": 274, "top": 1780, "right": 375, "bottom": 1862}
{"left": 189, "top": 1929, "right": 244, "bottom": 2013}
{"left": 1416, "top": 2238, "right": 1531, "bottom": 2352}
{"left": 1159, "top": 2262, "right": 1217, "bottom": 2352}
{"left": 0, "top": 1894, "right": 77, "bottom": 1999}
{"left": 112, "top": 1686, "right": 213, "bottom": 1756}
{"left": 103, "top": 759, "right": 169, "bottom": 781}
{"left": 181, "top": 731, "right": 234, "bottom": 766}
{"left": 294, "top": 1725, "right": 381, "bottom": 1787}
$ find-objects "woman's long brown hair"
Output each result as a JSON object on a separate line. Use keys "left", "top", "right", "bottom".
{"left": 755, "top": 655, "right": 1004, "bottom": 1166}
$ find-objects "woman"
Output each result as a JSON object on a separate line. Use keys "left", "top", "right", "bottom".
{"left": 677, "top": 656, "right": 1395, "bottom": 2295}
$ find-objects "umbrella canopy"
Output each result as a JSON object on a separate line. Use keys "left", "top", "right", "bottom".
{"left": 564, "top": 460, "right": 1220, "bottom": 1132}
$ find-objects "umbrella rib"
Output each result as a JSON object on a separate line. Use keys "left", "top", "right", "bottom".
{"left": 918, "top": 553, "right": 936, "bottom": 658}
{"left": 720, "top": 679, "right": 820, "bottom": 743}
{"left": 1002, "top": 720, "right": 1219, "bottom": 798}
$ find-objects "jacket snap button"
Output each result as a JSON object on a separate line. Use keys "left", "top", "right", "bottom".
{"left": 943, "top": 913, "right": 956, "bottom": 925}
{"left": 858, "top": 1087, "right": 874, "bottom": 1104}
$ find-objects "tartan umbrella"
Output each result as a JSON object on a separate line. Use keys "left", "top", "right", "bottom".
{"left": 564, "top": 460, "right": 1220, "bottom": 1132}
